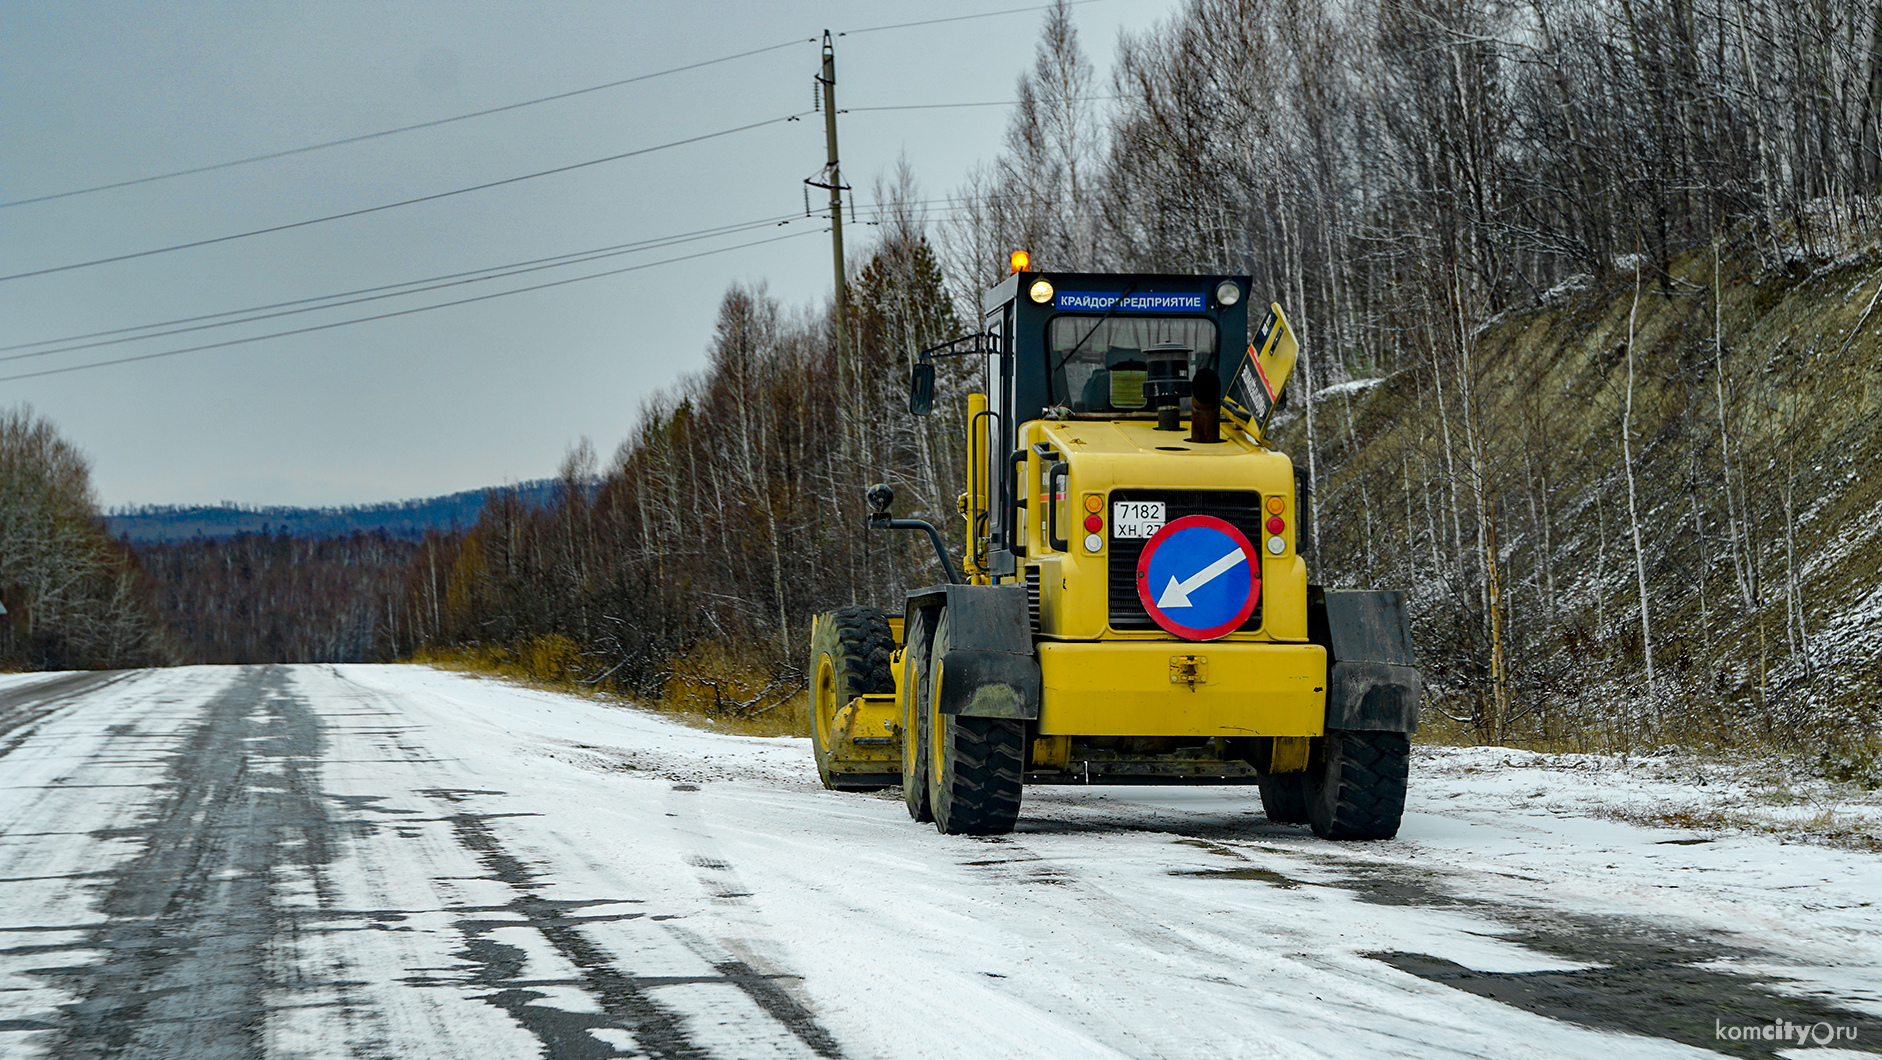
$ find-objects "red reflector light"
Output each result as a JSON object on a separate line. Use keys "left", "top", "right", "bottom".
{"left": 1266, "top": 515, "right": 1285, "bottom": 534}
{"left": 1084, "top": 513, "right": 1103, "bottom": 533}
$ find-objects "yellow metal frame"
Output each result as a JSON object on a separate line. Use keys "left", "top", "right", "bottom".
{"left": 1035, "top": 641, "right": 1325, "bottom": 737}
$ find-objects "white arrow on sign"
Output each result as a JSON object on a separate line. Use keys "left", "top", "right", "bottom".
{"left": 1156, "top": 547, "right": 1248, "bottom": 609}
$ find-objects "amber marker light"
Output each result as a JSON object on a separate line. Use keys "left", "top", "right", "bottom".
{"left": 1083, "top": 494, "right": 1103, "bottom": 513}
{"left": 1010, "top": 250, "right": 1030, "bottom": 273}
{"left": 1265, "top": 496, "right": 1285, "bottom": 515}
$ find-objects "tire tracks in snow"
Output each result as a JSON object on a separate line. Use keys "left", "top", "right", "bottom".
{"left": 32, "top": 665, "right": 348, "bottom": 1059}
{"left": 0, "top": 670, "right": 133, "bottom": 760}
{"left": 316, "top": 666, "right": 847, "bottom": 1059}
{"left": 1013, "top": 788, "right": 1882, "bottom": 1059}
{"left": 410, "top": 786, "right": 844, "bottom": 1060}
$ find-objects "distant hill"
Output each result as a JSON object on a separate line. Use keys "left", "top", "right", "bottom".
{"left": 106, "top": 479, "right": 572, "bottom": 543}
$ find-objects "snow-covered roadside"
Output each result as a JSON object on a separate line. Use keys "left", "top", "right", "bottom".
{"left": 1415, "top": 745, "right": 1882, "bottom": 850}
{"left": 1399, "top": 746, "right": 1882, "bottom": 1026}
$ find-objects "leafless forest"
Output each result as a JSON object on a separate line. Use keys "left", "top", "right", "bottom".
{"left": 136, "top": 532, "right": 419, "bottom": 665}
{"left": 8, "top": 0, "right": 1880, "bottom": 764}
{"left": 0, "top": 407, "right": 167, "bottom": 670}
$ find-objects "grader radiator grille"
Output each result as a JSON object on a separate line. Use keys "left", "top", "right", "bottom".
{"left": 1107, "top": 489, "right": 1266, "bottom": 632}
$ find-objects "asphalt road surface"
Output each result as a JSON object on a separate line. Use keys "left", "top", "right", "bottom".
{"left": 0, "top": 665, "right": 1875, "bottom": 1059}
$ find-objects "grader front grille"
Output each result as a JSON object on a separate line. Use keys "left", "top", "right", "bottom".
{"left": 1106, "top": 489, "right": 1266, "bottom": 633}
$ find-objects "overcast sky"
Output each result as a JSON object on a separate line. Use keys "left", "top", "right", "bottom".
{"left": 1, "top": 1, "right": 1183, "bottom": 509}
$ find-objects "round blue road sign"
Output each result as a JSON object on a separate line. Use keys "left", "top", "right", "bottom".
{"left": 1136, "top": 515, "right": 1262, "bottom": 640}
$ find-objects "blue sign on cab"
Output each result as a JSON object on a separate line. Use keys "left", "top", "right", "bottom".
{"left": 1056, "top": 291, "right": 1206, "bottom": 313}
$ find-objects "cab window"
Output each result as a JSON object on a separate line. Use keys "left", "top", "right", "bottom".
{"left": 1047, "top": 316, "right": 1219, "bottom": 412}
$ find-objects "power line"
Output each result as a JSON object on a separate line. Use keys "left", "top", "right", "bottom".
{"left": 0, "top": 39, "right": 814, "bottom": 210}
{"left": 839, "top": 0, "right": 1114, "bottom": 36}
{"left": 1, "top": 197, "right": 971, "bottom": 358}
{"left": 1, "top": 213, "right": 805, "bottom": 357}
{"left": 844, "top": 96, "right": 1123, "bottom": 113}
{"left": 0, "top": 229, "right": 823, "bottom": 384}
{"left": 0, "top": 113, "right": 811, "bottom": 285}
{"left": 2, "top": 217, "right": 812, "bottom": 364}
{"left": 1, "top": 5, "right": 1107, "bottom": 210}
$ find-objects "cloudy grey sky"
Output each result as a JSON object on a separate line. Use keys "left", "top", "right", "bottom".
{"left": 1, "top": 1, "right": 1182, "bottom": 509}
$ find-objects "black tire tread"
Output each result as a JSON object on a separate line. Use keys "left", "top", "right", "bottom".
{"left": 1258, "top": 772, "right": 1310, "bottom": 823}
{"left": 1308, "top": 730, "right": 1409, "bottom": 840}
{"left": 934, "top": 714, "right": 1024, "bottom": 836}
{"left": 903, "top": 609, "right": 935, "bottom": 822}
{"left": 829, "top": 605, "right": 895, "bottom": 697}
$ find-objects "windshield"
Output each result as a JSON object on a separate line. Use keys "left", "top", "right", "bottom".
{"left": 1047, "top": 316, "right": 1219, "bottom": 412}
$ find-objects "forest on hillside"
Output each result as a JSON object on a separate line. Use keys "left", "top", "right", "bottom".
{"left": 404, "top": 0, "right": 1882, "bottom": 762}
{"left": 137, "top": 532, "right": 419, "bottom": 665}
{"left": 0, "top": 407, "right": 169, "bottom": 670}
{"left": 0, "top": 406, "right": 425, "bottom": 670}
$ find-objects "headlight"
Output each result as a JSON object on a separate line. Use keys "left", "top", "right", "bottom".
{"left": 1029, "top": 279, "right": 1055, "bottom": 304}
{"left": 1214, "top": 280, "right": 1241, "bottom": 306}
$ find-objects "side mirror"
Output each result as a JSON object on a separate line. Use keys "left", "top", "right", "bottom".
{"left": 908, "top": 362, "right": 935, "bottom": 415}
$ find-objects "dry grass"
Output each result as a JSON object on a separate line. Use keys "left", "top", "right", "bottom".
{"left": 409, "top": 637, "right": 807, "bottom": 739}
{"left": 1594, "top": 803, "right": 1882, "bottom": 853}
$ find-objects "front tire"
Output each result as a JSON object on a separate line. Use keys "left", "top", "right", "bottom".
{"left": 808, "top": 606, "right": 895, "bottom": 791}
{"left": 902, "top": 608, "right": 936, "bottom": 822}
{"left": 1306, "top": 730, "right": 1409, "bottom": 840}
{"left": 925, "top": 611, "right": 1024, "bottom": 835}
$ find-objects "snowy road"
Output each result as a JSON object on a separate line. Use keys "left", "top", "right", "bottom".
{"left": 0, "top": 665, "right": 1876, "bottom": 1059}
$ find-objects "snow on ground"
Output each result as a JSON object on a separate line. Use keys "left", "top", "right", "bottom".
{"left": 1311, "top": 377, "right": 1386, "bottom": 403}
{"left": 1417, "top": 744, "right": 1882, "bottom": 849}
{"left": 1, "top": 664, "right": 1876, "bottom": 1059}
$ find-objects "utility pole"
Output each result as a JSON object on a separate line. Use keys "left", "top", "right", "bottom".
{"left": 809, "top": 30, "right": 853, "bottom": 457}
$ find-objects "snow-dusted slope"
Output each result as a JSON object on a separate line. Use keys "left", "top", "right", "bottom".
{"left": 0, "top": 665, "right": 1873, "bottom": 1059}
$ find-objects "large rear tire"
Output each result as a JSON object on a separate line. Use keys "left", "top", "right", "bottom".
{"left": 925, "top": 611, "right": 1024, "bottom": 835}
{"left": 808, "top": 606, "right": 895, "bottom": 791}
{"left": 1306, "top": 730, "right": 1409, "bottom": 840}
{"left": 902, "top": 608, "right": 936, "bottom": 822}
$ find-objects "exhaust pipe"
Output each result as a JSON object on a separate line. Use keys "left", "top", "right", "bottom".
{"left": 1188, "top": 368, "right": 1221, "bottom": 444}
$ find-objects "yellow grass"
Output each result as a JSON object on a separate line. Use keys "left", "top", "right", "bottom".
{"left": 408, "top": 636, "right": 807, "bottom": 739}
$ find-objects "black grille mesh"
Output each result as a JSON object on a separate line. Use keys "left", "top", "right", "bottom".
{"left": 1107, "top": 489, "right": 1266, "bottom": 632}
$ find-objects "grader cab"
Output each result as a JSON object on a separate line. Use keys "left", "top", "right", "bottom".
{"left": 808, "top": 265, "right": 1420, "bottom": 838}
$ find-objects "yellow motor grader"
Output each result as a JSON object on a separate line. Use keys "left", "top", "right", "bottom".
{"left": 808, "top": 262, "right": 1419, "bottom": 838}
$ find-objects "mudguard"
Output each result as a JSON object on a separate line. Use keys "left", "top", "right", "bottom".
{"left": 1310, "top": 588, "right": 1421, "bottom": 733}
{"left": 905, "top": 583, "right": 1040, "bottom": 720}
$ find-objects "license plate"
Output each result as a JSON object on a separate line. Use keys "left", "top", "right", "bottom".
{"left": 1112, "top": 500, "right": 1165, "bottom": 539}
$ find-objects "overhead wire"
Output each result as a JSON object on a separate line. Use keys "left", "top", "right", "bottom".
{"left": 1, "top": 1, "right": 1107, "bottom": 210}
{"left": 0, "top": 228, "right": 824, "bottom": 384}
{"left": 2, "top": 215, "right": 813, "bottom": 363}
{"left": 1, "top": 11, "right": 1114, "bottom": 286}
{"left": 1, "top": 197, "right": 975, "bottom": 359}
{"left": 838, "top": 0, "right": 1114, "bottom": 36}
{"left": 0, "top": 112, "right": 812, "bottom": 284}
{"left": 843, "top": 97, "right": 1123, "bottom": 112}
{"left": 0, "top": 38, "right": 815, "bottom": 209}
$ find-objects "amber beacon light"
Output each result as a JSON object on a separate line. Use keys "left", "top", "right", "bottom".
{"left": 1009, "top": 250, "right": 1030, "bottom": 273}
